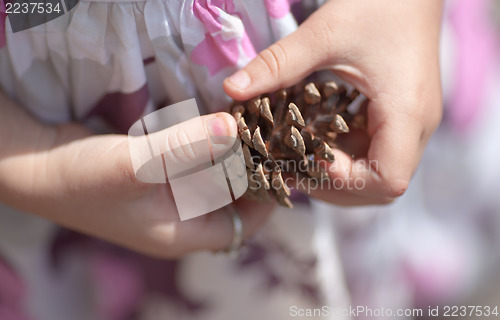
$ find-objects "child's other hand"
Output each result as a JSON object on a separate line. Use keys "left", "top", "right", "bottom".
{"left": 224, "top": 0, "right": 443, "bottom": 205}
{"left": 0, "top": 106, "right": 272, "bottom": 258}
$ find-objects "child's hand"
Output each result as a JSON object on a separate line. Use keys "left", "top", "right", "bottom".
{"left": 0, "top": 94, "right": 272, "bottom": 257}
{"left": 224, "top": 0, "right": 444, "bottom": 205}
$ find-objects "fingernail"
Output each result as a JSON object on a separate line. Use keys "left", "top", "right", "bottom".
{"left": 208, "top": 116, "right": 230, "bottom": 145}
{"left": 227, "top": 70, "right": 251, "bottom": 91}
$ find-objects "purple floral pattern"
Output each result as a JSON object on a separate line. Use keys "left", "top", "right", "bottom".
{"left": 0, "top": 257, "right": 30, "bottom": 320}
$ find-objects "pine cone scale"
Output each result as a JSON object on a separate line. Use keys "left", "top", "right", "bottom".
{"left": 230, "top": 78, "right": 366, "bottom": 207}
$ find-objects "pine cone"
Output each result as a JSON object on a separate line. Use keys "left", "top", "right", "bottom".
{"left": 230, "top": 80, "right": 367, "bottom": 208}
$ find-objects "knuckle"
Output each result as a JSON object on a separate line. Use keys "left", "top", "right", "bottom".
{"left": 165, "top": 128, "right": 196, "bottom": 162}
{"left": 115, "top": 140, "right": 150, "bottom": 189}
{"left": 305, "top": 15, "right": 335, "bottom": 61}
{"left": 411, "top": 87, "right": 444, "bottom": 137}
{"left": 176, "top": 129, "right": 197, "bottom": 161}
{"left": 143, "top": 226, "right": 184, "bottom": 258}
{"left": 258, "top": 42, "right": 287, "bottom": 80}
{"left": 383, "top": 178, "right": 409, "bottom": 198}
{"left": 429, "top": 101, "right": 443, "bottom": 132}
{"left": 415, "top": 100, "right": 443, "bottom": 144}
{"left": 117, "top": 155, "right": 141, "bottom": 185}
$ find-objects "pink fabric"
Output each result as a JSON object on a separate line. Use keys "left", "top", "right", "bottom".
{"left": 192, "top": 0, "right": 236, "bottom": 32}
{"left": 449, "top": 0, "right": 499, "bottom": 133}
{"left": 264, "top": 0, "right": 301, "bottom": 19}
{"left": 90, "top": 253, "right": 144, "bottom": 320}
{"left": 402, "top": 245, "right": 466, "bottom": 306}
{"left": 85, "top": 85, "right": 149, "bottom": 134}
{"left": 191, "top": 33, "right": 241, "bottom": 76}
{"left": 191, "top": 0, "right": 257, "bottom": 75}
{"left": 0, "top": 258, "right": 30, "bottom": 320}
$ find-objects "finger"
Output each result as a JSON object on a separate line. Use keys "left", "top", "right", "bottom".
{"left": 126, "top": 112, "right": 237, "bottom": 183}
{"left": 147, "top": 112, "right": 237, "bottom": 177}
{"left": 304, "top": 186, "right": 395, "bottom": 206}
{"left": 282, "top": 169, "right": 394, "bottom": 206}
{"left": 154, "top": 112, "right": 237, "bottom": 162}
{"left": 148, "top": 199, "right": 274, "bottom": 257}
{"left": 223, "top": 19, "right": 330, "bottom": 100}
{"left": 323, "top": 112, "right": 424, "bottom": 199}
{"left": 61, "top": 113, "right": 237, "bottom": 192}
{"left": 187, "top": 199, "right": 274, "bottom": 253}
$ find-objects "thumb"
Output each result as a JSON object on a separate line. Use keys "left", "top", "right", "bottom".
{"left": 47, "top": 113, "right": 237, "bottom": 194}
{"left": 129, "top": 112, "right": 238, "bottom": 183}
{"left": 223, "top": 20, "right": 329, "bottom": 100}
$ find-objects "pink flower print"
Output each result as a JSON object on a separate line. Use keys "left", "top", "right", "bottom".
{"left": 90, "top": 253, "right": 144, "bottom": 320}
{"left": 0, "top": 258, "right": 31, "bottom": 320}
{"left": 191, "top": 0, "right": 257, "bottom": 76}
{"left": 449, "top": 0, "right": 499, "bottom": 133}
{"left": 264, "top": 0, "right": 302, "bottom": 19}
{"left": 191, "top": 33, "right": 240, "bottom": 76}
{"left": 193, "top": 0, "right": 236, "bottom": 32}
